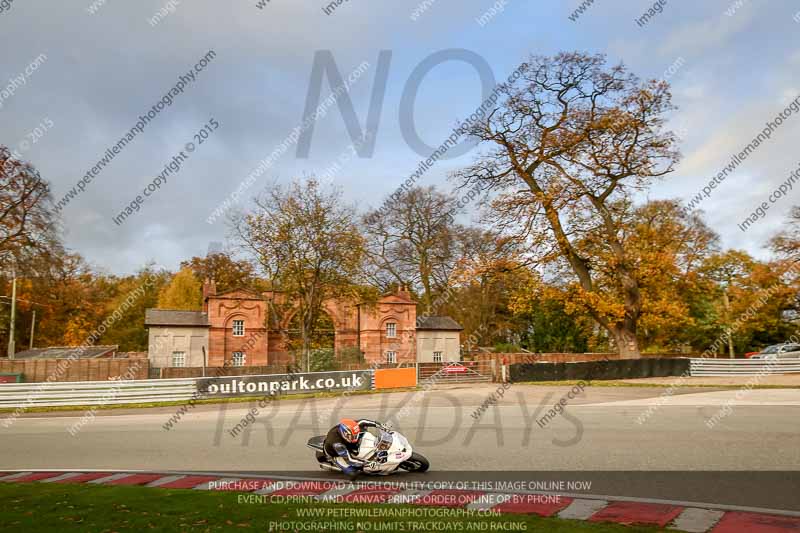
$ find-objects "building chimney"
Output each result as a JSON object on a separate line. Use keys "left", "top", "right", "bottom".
{"left": 397, "top": 284, "right": 411, "bottom": 300}
{"left": 202, "top": 278, "right": 216, "bottom": 312}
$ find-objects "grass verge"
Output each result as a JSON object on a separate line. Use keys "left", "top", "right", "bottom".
{"left": 0, "top": 482, "right": 667, "bottom": 532}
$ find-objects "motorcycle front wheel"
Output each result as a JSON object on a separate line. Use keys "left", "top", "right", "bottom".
{"left": 399, "top": 452, "right": 430, "bottom": 472}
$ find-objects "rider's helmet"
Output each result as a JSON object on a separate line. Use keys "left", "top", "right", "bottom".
{"left": 338, "top": 418, "right": 361, "bottom": 444}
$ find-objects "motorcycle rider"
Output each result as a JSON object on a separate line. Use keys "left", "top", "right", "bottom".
{"left": 323, "top": 418, "right": 391, "bottom": 477}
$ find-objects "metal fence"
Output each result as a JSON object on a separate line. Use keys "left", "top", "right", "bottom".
{"left": 0, "top": 377, "right": 197, "bottom": 408}
{"left": 417, "top": 361, "right": 492, "bottom": 383}
{"left": 689, "top": 358, "right": 800, "bottom": 376}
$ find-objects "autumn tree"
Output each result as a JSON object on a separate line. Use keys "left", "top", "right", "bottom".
{"left": 507, "top": 201, "right": 718, "bottom": 354}
{"left": 180, "top": 252, "right": 264, "bottom": 293}
{"left": 0, "top": 147, "right": 59, "bottom": 270}
{"left": 698, "top": 251, "right": 796, "bottom": 356}
{"left": 8, "top": 252, "right": 115, "bottom": 349}
{"left": 769, "top": 207, "right": 800, "bottom": 323}
{"left": 12, "top": 253, "right": 84, "bottom": 348}
{"left": 509, "top": 272, "right": 593, "bottom": 352}
{"left": 0, "top": 253, "right": 168, "bottom": 352}
{"left": 234, "top": 179, "right": 365, "bottom": 369}
{"left": 585, "top": 200, "right": 718, "bottom": 352}
{"left": 455, "top": 52, "right": 679, "bottom": 358}
{"left": 101, "top": 265, "right": 169, "bottom": 351}
{"left": 0, "top": 148, "right": 64, "bottom": 353}
{"left": 362, "top": 186, "right": 464, "bottom": 310}
{"left": 771, "top": 206, "right": 800, "bottom": 263}
{"left": 158, "top": 267, "right": 202, "bottom": 310}
{"left": 440, "top": 228, "right": 528, "bottom": 348}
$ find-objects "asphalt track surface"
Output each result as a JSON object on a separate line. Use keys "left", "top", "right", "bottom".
{"left": 3, "top": 384, "right": 799, "bottom": 511}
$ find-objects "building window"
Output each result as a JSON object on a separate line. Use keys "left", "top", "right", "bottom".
{"left": 433, "top": 351, "right": 443, "bottom": 363}
{"left": 385, "top": 351, "right": 396, "bottom": 364}
{"left": 386, "top": 323, "right": 397, "bottom": 338}
{"left": 232, "top": 352, "right": 246, "bottom": 367}
{"left": 171, "top": 351, "right": 186, "bottom": 367}
{"left": 232, "top": 320, "right": 245, "bottom": 337}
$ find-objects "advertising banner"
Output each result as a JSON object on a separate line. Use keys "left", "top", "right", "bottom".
{"left": 197, "top": 370, "right": 373, "bottom": 398}
{"left": 374, "top": 367, "right": 417, "bottom": 389}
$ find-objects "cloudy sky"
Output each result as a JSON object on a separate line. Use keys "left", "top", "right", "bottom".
{"left": 2, "top": 0, "right": 799, "bottom": 274}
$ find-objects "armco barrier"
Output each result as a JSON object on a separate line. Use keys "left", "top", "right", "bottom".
{"left": 509, "top": 358, "right": 690, "bottom": 382}
{"left": 0, "top": 363, "right": 465, "bottom": 410}
{"left": 0, "top": 377, "right": 197, "bottom": 408}
{"left": 689, "top": 358, "right": 800, "bottom": 376}
{"left": 0, "top": 368, "right": 422, "bottom": 409}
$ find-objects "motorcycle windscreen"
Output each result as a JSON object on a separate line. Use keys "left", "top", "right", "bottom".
{"left": 307, "top": 436, "right": 325, "bottom": 449}
{"left": 376, "top": 432, "right": 393, "bottom": 452}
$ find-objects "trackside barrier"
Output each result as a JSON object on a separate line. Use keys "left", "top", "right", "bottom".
{"left": 0, "top": 377, "right": 198, "bottom": 408}
{"left": 689, "top": 358, "right": 800, "bottom": 376}
{"left": 15, "top": 359, "right": 796, "bottom": 408}
{"left": 0, "top": 368, "right": 425, "bottom": 409}
{"left": 509, "top": 358, "right": 689, "bottom": 382}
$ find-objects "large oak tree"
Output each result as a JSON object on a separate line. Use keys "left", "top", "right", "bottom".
{"left": 455, "top": 52, "right": 679, "bottom": 357}
{"left": 0, "top": 147, "right": 59, "bottom": 273}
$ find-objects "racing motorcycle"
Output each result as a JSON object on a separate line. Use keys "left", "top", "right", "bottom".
{"left": 307, "top": 428, "right": 430, "bottom": 475}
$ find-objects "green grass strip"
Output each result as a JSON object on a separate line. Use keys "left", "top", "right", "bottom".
{"left": 0, "top": 481, "right": 668, "bottom": 532}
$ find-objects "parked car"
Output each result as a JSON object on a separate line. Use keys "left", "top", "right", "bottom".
{"left": 750, "top": 343, "right": 800, "bottom": 360}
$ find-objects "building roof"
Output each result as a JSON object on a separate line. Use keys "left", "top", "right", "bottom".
{"left": 416, "top": 316, "right": 463, "bottom": 331}
{"left": 13, "top": 345, "right": 118, "bottom": 360}
{"left": 145, "top": 309, "right": 209, "bottom": 327}
{"left": 117, "top": 351, "right": 148, "bottom": 359}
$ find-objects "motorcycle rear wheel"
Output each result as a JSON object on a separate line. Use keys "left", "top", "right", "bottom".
{"left": 399, "top": 452, "right": 430, "bottom": 472}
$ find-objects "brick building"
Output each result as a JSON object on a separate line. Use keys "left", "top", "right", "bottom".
{"left": 204, "top": 281, "right": 269, "bottom": 367}
{"left": 145, "top": 281, "right": 461, "bottom": 368}
{"left": 356, "top": 287, "right": 418, "bottom": 364}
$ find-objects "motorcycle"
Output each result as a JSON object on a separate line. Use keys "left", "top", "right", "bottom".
{"left": 307, "top": 428, "right": 430, "bottom": 475}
